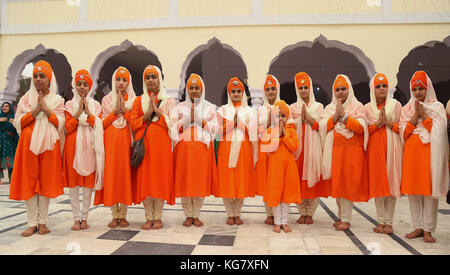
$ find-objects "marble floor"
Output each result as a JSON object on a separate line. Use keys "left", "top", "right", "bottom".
{"left": 0, "top": 182, "right": 449, "bottom": 255}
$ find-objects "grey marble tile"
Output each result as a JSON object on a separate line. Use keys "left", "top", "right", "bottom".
{"left": 112, "top": 241, "right": 195, "bottom": 255}
{"left": 97, "top": 229, "right": 140, "bottom": 241}
{"left": 198, "top": 234, "right": 236, "bottom": 246}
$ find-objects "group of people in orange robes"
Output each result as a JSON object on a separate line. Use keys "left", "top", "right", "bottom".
{"left": 8, "top": 60, "right": 449, "bottom": 244}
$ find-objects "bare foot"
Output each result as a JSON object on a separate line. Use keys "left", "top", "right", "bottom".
{"left": 152, "top": 220, "right": 163, "bottom": 230}
{"left": 382, "top": 225, "right": 393, "bottom": 235}
{"left": 405, "top": 229, "right": 424, "bottom": 239}
{"left": 296, "top": 215, "right": 306, "bottom": 224}
{"left": 235, "top": 216, "right": 244, "bottom": 225}
{"left": 373, "top": 224, "right": 385, "bottom": 234}
{"left": 424, "top": 231, "right": 436, "bottom": 243}
{"left": 38, "top": 224, "right": 51, "bottom": 235}
{"left": 336, "top": 222, "right": 350, "bottom": 231}
{"left": 21, "top": 226, "right": 37, "bottom": 237}
{"left": 333, "top": 219, "right": 342, "bottom": 228}
{"left": 226, "top": 217, "right": 235, "bottom": 226}
{"left": 119, "top": 218, "right": 129, "bottom": 228}
{"left": 108, "top": 219, "right": 119, "bottom": 228}
{"left": 141, "top": 220, "right": 153, "bottom": 230}
{"left": 182, "top": 217, "right": 193, "bottom": 227}
{"left": 80, "top": 220, "right": 89, "bottom": 230}
{"left": 281, "top": 224, "right": 292, "bottom": 233}
{"left": 304, "top": 216, "right": 314, "bottom": 225}
{"left": 265, "top": 216, "right": 275, "bottom": 225}
{"left": 193, "top": 218, "right": 203, "bottom": 227}
{"left": 71, "top": 221, "right": 81, "bottom": 231}
{"left": 273, "top": 225, "right": 281, "bottom": 233}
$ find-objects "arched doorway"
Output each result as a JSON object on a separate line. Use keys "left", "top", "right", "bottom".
{"left": 268, "top": 35, "right": 376, "bottom": 106}
{"left": 394, "top": 36, "right": 450, "bottom": 106}
{"left": 179, "top": 38, "right": 249, "bottom": 107}
{"left": 90, "top": 40, "right": 162, "bottom": 102}
{"left": 0, "top": 44, "right": 73, "bottom": 105}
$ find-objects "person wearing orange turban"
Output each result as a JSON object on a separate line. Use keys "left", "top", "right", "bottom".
{"left": 130, "top": 65, "right": 176, "bottom": 230}
{"left": 261, "top": 100, "right": 301, "bottom": 233}
{"left": 214, "top": 77, "right": 258, "bottom": 226}
{"left": 94, "top": 66, "right": 137, "bottom": 229}
{"left": 169, "top": 74, "right": 219, "bottom": 228}
{"left": 10, "top": 60, "right": 65, "bottom": 237}
{"left": 63, "top": 69, "right": 104, "bottom": 231}
{"left": 363, "top": 73, "right": 403, "bottom": 235}
{"left": 399, "top": 71, "right": 448, "bottom": 243}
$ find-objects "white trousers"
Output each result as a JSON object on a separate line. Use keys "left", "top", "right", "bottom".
{"left": 69, "top": 187, "right": 92, "bottom": 221}
{"left": 297, "top": 198, "right": 320, "bottom": 216}
{"left": 25, "top": 194, "right": 50, "bottom": 227}
{"left": 336, "top": 198, "right": 353, "bottom": 223}
{"left": 143, "top": 197, "right": 164, "bottom": 220}
{"left": 408, "top": 195, "right": 439, "bottom": 233}
{"left": 374, "top": 196, "right": 396, "bottom": 226}
{"left": 223, "top": 198, "right": 244, "bottom": 217}
{"left": 273, "top": 203, "right": 290, "bottom": 225}
{"left": 264, "top": 202, "right": 273, "bottom": 216}
{"left": 111, "top": 203, "right": 128, "bottom": 219}
{"left": 181, "top": 197, "right": 205, "bottom": 219}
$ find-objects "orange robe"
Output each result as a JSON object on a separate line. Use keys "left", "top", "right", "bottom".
{"left": 94, "top": 96, "right": 135, "bottom": 207}
{"left": 214, "top": 117, "right": 257, "bottom": 199}
{"left": 328, "top": 117, "right": 369, "bottom": 202}
{"left": 297, "top": 121, "right": 332, "bottom": 199}
{"left": 262, "top": 124, "right": 301, "bottom": 207}
{"left": 255, "top": 146, "right": 268, "bottom": 196}
{"left": 9, "top": 112, "right": 64, "bottom": 200}
{"left": 62, "top": 112, "right": 96, "bottom": 189}
{"left": 130, "top": 96, "right": 175, "bottom": 205}
{"left": 400, "top": 118, "right": 433, "bottom": 196}
{"left": 367, "top": 105, "right": 400, "bottom": 199}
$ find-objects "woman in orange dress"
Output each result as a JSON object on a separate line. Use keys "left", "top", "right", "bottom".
{"left": 290, "top": 72, "right": 330, "bottom": 225}
{"left": 63, "top": 70, "right": 104, "bottom": 231}
{"left": 364, "top": 73, "right": 403, "bottom": 235}
{"left": 215, "top": 77, "right": 258, "bottom": 226}
{"left": 94, "top": 66, "right": 137, "bottom": 228}
{"left": 10, "top": 60, "right": 65, "bottom": 237}
{"left": 400, "top": 71, "right": 448, "bottom": 243}
{"left": 169, "top": 73, "right": 218, "bottom": 228}
{"left": 130, "top": 65, "right": 176, "bottom": 230}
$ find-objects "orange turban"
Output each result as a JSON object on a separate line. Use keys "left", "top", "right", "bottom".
{"left": 33, "top": 60, "right": 53, "bottom": 82}
{"left": 75, "top": 69, "right": 92, "bottom": 90}
{"left": 333, "top": 75, "right": 349, "bottom": 91}
{"left": 373, "top": 73, "right": 388, "bottom": 88}
{"left": 295, "top": 72, "right": 311, "bottom": 89}
{"left": 115, "top": 67, "right": 130, "bottom": 83}
{"left": 187, "top": 74, "right": 203, "bottom": 93}
{"left": 274, "top": 100, "right": 290, "bottom": 117}
{"left": 144, "top": 65, "right": 159, "bottom": 78}
{"left": 264, "top": 75, "right": 278, "bottom": 91}
{"left": 410, "top": 71, "right": 427, "bottom": 90}
{"left": 227, "top": 77, "right": 245, "bottom": 94}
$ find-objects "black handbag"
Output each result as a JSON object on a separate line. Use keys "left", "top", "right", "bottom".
{"left": 131, "top": 101, "right": 161, "bottom": 168}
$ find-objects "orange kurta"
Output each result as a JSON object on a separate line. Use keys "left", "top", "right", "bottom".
{"left": 263, "top": 124, "right": 301, "bottom": 207}
{"left": 62, "top": 111, "right": 96, "bottom": 189}
{"left": 255, "top": 146, "right": 268, "bottom": 196}
{"left": 297, "top": 121, "right": 332, "bottom": 199}
{"left": 94, "top": 106, "right": 134, "bottom": 207}
{"left": 130, "top": 96, "right": 175, "bottom": 205}
{"left": 214, "top": 117, "right": 257, "bottom": 199}
{"left": 10, "top": 112, "right": 64, "bottom": 201}
{"left": 328, "top": 117, "right": 369, "bottom": 202}
{"left": 367, "top": 105, "right": 400, "bottom": 199}
{"left": 400, "top": 118, "right": 433, "bottom": 196}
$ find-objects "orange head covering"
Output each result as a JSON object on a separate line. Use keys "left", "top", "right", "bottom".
{"left": 295, "top": 72, "right": 311, "bottom": 89}
{"left": 264, "top": 75, "right": 278, "bottom": 91}
{"left": 333, "top": 75, "right": 350, "bottom": 91}
{"left": 274, "top": 100, "right": 290, "bottom": 117}
{"left": 373, "top": 73, "right": 389, "bottom": 88}
{"left": 33, "top": 60, "right": 53, "bottom": 82}
{"left": 75, "top": 69, "right": 93, "bottom": 90}
{"left": 143, "top": 65, "right": 159, "bottom": 78}
{"left": 410, "top": 71, "right": 428, "bottom": 90}
{"left": 227, "top": 77, "right": 245, "bottom": 94}
{"left": 115, "top": 66, "right": 130, "bottom": 83}
{"left": 187, "top": 74, "right": 203, "bottom": 93}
